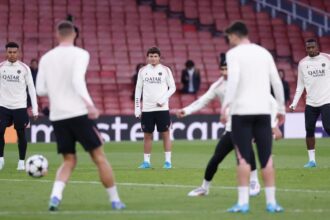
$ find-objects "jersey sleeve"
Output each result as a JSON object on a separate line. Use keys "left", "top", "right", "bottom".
{"left": 36, "top": 57, "right": 48, "bottom": 97}
{"left": 134, "top": 68, "right": 143, "bottom": 117}
{"left": 157, "top": 67, "right": 176, "bottom": 105}
{"left": 269, "top": 56, "right": 285, "bottom": 114}
{"left": 72, "top": 51, "right": 94, "bottom": 106}
{"left": 183, "top": 81, "right": 219, "bottom": 115}
{"left": 222, "top": 51, "right": 240, "bottom": 111}
{"left": 290, "top": 62, "right": 305, "bottom": 109}
{"left": 25, "top": 66, "right": 38, "bottom": 115}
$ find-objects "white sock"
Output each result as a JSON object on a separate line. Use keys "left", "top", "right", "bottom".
{"left": 106, "top": 185, "right": 120, "bottom": 202}
{"left": 0, "top": 157, "right": 4, "bottom": 163}
{"left": 144, "top": 154, "right": 151, "bottom": 163}
{"left": 265, "top": 187, "right": 276, "bottom": 205}
{"left": 165, "top": 151, "right": 171, "bottom": 163}
{"left": 308, "top": 150, "right": 315, "bottom": 162}
{"left": 50, "top": 181, "right": 66, "bottom": 200}
{"left": 238, "top": 186, "right": 249, "bottom": 205}
{"left": 250, "top": 170, "right": 259, "bottom": 183}
{"left": 201, "top": 179, "right": 210, "bottom": 190}
{"left": 18, "top": 160, "right": 24, "bottom": 165}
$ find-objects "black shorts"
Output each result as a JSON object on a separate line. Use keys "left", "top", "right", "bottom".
{"left": 141, "top": 110, "right": 171, "bottom": 133}
{"left": 231, "top": 114, "right": 272, "bottom": 168}
{"left": 305, "top": 104, "right": 330, "bottom": 137}
{"left": 52, "top": 115, "right": 103, "bottom": 154}
{"left": 0, "top": 107, "right": 29, "bottom": 130}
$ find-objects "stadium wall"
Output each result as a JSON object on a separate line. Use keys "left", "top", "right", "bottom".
{"left": 11, "top": 113, "right": 328, "bottom": 143}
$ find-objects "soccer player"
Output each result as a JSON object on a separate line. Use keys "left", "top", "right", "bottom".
{"left": 221, "top": 21, "right": 285, "bottom": 213}
{"left": 36, "top": 21, "right": 125, "bottom": 211}
{"left": 0, "top": 42, "right": 38, "bottom": 171}
{"left": 177, "top": 54, "right": 282, "bottom": 197}
{"left": 289, "top": 39, "right": 330, "bottom": 168}
{"left": 134, "top": 47, "right": 176, "bottom": 169}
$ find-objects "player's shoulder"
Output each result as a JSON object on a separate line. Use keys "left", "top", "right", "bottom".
{"left": 138, "top": 64, "right": 148, "bottom": 74}
{"left": 160, "top": 64, "right": 172, "bottom": 71}
{"left": 298, "top": 56, "right": 309, "bottom": 66}
{"left": 17, "top": 61, "right": 30, "bottom": 73}
{"left": 73, "top": 46, "right": 89, "bottom": 56}
{"left": 0, "top": 60, "right": 7, "bottom": 68}
{"left": 320, "top": 52, "right": 330, "bottom": 61}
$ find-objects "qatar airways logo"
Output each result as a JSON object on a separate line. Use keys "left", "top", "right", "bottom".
{"left": 308, "top": 69, "right": 325, "bottom": 77}
{"left": 2, "top": 74, "right": 19, "bottom": 82}
{"left": 144, "top": 76, "right": 161, "bottom": 84}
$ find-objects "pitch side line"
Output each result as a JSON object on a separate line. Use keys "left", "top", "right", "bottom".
{"left": 0, "top": 209, "right": 329, "bottom": 216}
{"left": 0, "top": 178, "right": 329, "bottom": 194}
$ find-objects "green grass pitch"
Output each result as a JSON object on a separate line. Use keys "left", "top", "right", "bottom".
{"left": 0, "top": 138, "right": 329, "bottom": 220}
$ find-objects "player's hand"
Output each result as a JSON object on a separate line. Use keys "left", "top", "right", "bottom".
{"left": 276, "top": 113, "right": 285, "bottom": 126}
{"left": 289, "top": 105, "right": 295, "bottom": 112}
{"left": 87, "top": 105, "right": 100, "bottom": 119}
{"left": 272, "top": 127, "right": 283, "bottom": 140}
{"left": 135, "top": 109, "right": 141, "bottom": 119}
{"left": 176, "top": 109, "right": 186, "bottom": 118}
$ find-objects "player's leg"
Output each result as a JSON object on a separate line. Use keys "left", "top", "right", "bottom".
{"left": 254, "top": 115, "right": 283, "bottom": 212}
{"left": 304, "top": 105, "right": 320, "bottom": 167}
{"left": 249, "top": 148, "right": 260, "bottom": 196}
{"left": 156, "top": 111, "right": 172, "bottom": 169}
{"left": 72, "top": 115, "right": 125, "bottom": 210}
{"left": 0, "top": 107, "right": 13, "bottom": 170}
{"left": 89, "top": 146, "right": 125, "bottom": 210}
{"left": 227, "top": 115, "right": 253, "bottom": 213}
{"left": 320, "top": 103, "right": 330, "bottom": 135}
{"left": 12, "top": 108, "right": 29, "bottom": 170}
{"left": 160, "top": 131, "right": 172, "bottom": 168}
{"left": 188, "top": 131, "right": 234, "bottom": 196}
{"left": 139, "top": 112, "right": 155, "bottom": 168}
{"left": 15, "top": 128, "right": 27, "bottom": 170}
{"left": 49, "top": 119, "right": 77, "bottom": 211}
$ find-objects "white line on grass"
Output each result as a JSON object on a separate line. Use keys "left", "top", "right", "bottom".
{"left": 0, "top": 209, "right": 329, "bottom": 216}
{"left": 0, "top": 178, "right": 330, "bottom": 194}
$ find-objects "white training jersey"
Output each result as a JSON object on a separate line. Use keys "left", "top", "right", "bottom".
{"left": 134, "top": 63, "right": 176, "bottom": 115}
{"left": 223, "top": 43, "right": 285, "bottom": 115}
{"left": 36, "top": 44, "right": 94, "bottom": 121}
{"left": 291, "top": 53, "right": 330, "bottom": 108}
{"left": 0, "top": 60, "right": 38, "bottom": 115}
{"left": 183, "top": 77, "right": 279, "bottom": 132}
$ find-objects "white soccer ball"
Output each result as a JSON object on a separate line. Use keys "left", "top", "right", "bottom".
{"left": 25, "top": 155, "right": 48, "bottom": 178}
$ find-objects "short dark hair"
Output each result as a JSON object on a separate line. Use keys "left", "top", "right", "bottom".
{"left": 31, "top": 58, "right": 38, "bottom": 63}
{"left": 305, "top": 38, "right": 318, "bottom": 45}
{"left": 5, "top": 42, "right": 19, "bottom": 49}
{"left": 147, "top": 47, "right": 161, "bottom": 56}
{"left": 225, "top": 21, "right": 248, "bottom": 37}
{"left": 185, "top": 60, "right": 195, "bottom": 68}
{"left": 57, "top": 20, "right": 75, "bottom": 37}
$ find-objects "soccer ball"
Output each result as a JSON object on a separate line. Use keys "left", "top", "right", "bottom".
{"left": 25, "top": 155, "right": 48, "bottom": 178}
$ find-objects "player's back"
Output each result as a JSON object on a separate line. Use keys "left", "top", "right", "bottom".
{"left": 39, "top": 45, "right": 90, "bottom": 121}
{"left": 228, "top": 43, "right": 276, "bottom": 115}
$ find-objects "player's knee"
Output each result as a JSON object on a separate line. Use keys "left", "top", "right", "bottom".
{"left": 16, "top": 129, "right": 26, "bottom": 139}
{"left": 306, "top": 129, "right": 315, "bottom": 137}
{"left": 260, "top": 155, "right": 272, "bottom": 169}
{"left": 237, "top": 157, "right": 249, "bottom": 166}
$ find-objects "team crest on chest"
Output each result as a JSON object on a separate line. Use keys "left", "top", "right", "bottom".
{"left": 322, "top": 63, "right": 325, "bottom": 67}
{"left": 158, "top": 72, "right": 162, "bottom": 76}
{"left": 17, "top": 70, "right": 21, "bottom": 74}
